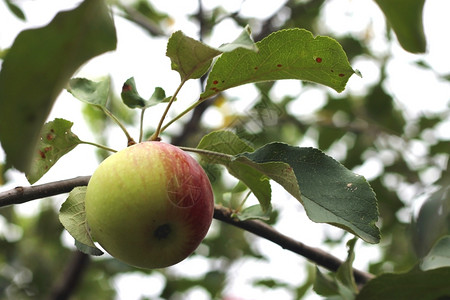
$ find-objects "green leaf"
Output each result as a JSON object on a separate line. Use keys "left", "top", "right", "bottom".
{"left": 356, "top": 267, "right": 450, "bottom": 300}
{"left": 166, "top": 27, "right": 257, "bottom": 81}
{"left": 26, "top": 119, "right": 82, "bottom": 184}
{"left": 313, "top": 267, "right": 339, "bottom": 296}
{"left": 59, "top": 186, "right": 103, "bottom": 256}
{"left": 197, "top": 131, "right": 272, "bottom": 212}
{"left": 166, "top": 31, "right": 222, "bottom": 81}
{"left": 68, "top": 77, "right": 110, "bottom": 107}
{"left": 4, "top": 0, "right": 26, "bottom": 20}
{"left": 235, "top": 155, "right": 302, "bottom": 202}
{"left": 201, "top": 28, "right": 355, "bottom": 100}
{"left": 120, "top": 77, "right": 147, "bottom": 108}
{"left": 241, "top": 143, "right": 380, "bottom": 244}
{"left": 374, "top": 0, "right": 426, "bottom": 53}
{"left": 421, "top": 236, "right": 450, "bottom": 271}
{"left": 197, "top": 132, "right": 300, "bottom": 205}
{"left": 150, "top": 87, "right": 169, "bottom": 103}
{"left": 198, "top": 130, "right": 254, "bottom": 159}
{"left": 0, "top": 0, "right": 117, "bottom": 173}
{"left": 336, "top": 238, "right": 358, "bottom": 294}
{"left": 313, "top": 238, "right": 358, "bottom": 299}
{"left": 120, "top": 77, "right": 169, "bottom": 109}
{"left": 412, "top": 186, "right": 450, "bottom": 258}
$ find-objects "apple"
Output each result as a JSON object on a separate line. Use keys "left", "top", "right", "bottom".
{"left": 85, "top": 141, "right": 214, "bottom": 269}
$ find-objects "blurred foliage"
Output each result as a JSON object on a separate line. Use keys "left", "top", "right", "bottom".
{"left": 1, "top": 0, "right": 449, "bottom": 299}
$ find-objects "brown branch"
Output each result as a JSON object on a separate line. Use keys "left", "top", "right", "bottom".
{"left": 214, "top": 206, "right": 373, "bottom": 285}
{"left": 0, "top": 176, "right": 373, "bottom": 285}
{"left": 0, "top": 176, "right": 91, "bottom": 206}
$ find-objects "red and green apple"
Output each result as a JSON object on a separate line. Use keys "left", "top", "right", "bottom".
{"left": 85, "top": 141, "right": 214, "bottom": 269}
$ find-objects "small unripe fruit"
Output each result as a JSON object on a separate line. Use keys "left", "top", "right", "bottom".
{"left": 85, "top": 141, "right": 214, "bottom": 269}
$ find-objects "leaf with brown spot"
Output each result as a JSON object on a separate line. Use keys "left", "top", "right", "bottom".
{"left": 26, "top": 119, "right": 82, "bottom": 184}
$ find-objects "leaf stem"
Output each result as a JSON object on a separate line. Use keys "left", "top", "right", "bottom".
{"left": 101, "top": 107, "right": 136, "bottom": 146}
{"left": 236, "top": 190, "right": 252, "bottom": 212}
{"left": 139, "top": 108, "right": 146, "bottom": 143}
{"left": 79, "top": 140, "right": 117, "bottom": 153}
{"left": 159, "top": 99, "right": 206, "bottom": 134}
{"left": 178, "top": 146, "right": 234, "bottom": 161}
{"left": 149, "top": 79, "right": 187, "bottom": 141}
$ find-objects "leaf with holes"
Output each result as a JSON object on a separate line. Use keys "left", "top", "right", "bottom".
{"left": 201, "top": 28, "right": 355, "bottom": 100}
{"left": 59, "top": 187, "right": 103, "bottom": 256}
{"left": 26, "top": 119, "right": 82, "bottom": 184}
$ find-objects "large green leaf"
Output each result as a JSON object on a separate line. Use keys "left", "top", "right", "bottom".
{"left": 201, "top": 28, "right": 355, "bottom": 100}
{"left": 26, "top": 119, "right": 82, "bottom": 184}
{"left": 375, "top": 0, "right": 426, "bottom": 53}
{"left": 0, "top": 0, "right": 117, "bottom": 173}
{"left": 197, "top": 131, "right": 379, "bottom": 242}
{"left": 356, "top": 267, "right": 450, "bottom": 300}
{"left": 241, "top": 143, "right": 380, "bottom": 244}
{"left": 59, "top": 186, "right": 103, "bottom": 256}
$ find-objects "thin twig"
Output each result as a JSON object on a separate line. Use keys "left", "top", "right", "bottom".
{"left": 0, "top": 176, "right": 374, "bottom": 285}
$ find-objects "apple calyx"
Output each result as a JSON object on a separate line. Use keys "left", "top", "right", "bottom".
{"left": 154, "top": 223, "right": 171, "bottom": 240}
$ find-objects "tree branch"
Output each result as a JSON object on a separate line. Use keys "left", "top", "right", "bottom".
{"left": 0, "top": 176, "right": 374, "bottom": 285}
{"left": 214, "top": 205, "right": 373, "bottom": 285}
{"left": 0, "top": 176, "right": 91, "bottom": 206}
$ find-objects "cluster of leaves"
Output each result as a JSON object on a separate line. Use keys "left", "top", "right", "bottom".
{"left": 1, "top": 0, "right": 449, "bottom": 299}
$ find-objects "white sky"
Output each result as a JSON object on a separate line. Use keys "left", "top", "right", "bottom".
{"left": 1, "top": 0, "right": 450, "bottom": 299}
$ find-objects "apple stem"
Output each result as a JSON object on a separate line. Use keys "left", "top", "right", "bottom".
{"left": 79, "top": 140, "right": 117, "bottom": 153}
{"left": 149, "top": 79, "right": 187, "bottom": 141}
{"left": 101, "top": 107, "right": 136, "bottom": 146}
